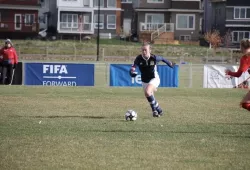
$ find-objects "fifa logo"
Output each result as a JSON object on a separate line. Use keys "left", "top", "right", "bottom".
{"left": 43, "top": 65, "right": 68, "bottom": 74}
{"left": 42, "top": 64, "right": 76, "bottom": 86}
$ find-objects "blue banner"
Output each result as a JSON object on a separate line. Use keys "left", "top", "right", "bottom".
{"left": 25, "top": 63, "right": 94, "bottom": 86}
{"left": 110, "top": 64, "right": 178, "bottom": 87}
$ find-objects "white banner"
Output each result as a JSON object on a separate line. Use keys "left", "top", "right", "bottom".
{"left": 203, "top": 65, "right": 249, "bottom": 88}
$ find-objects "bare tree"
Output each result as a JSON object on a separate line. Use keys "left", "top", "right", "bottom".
{"left": 204, "top": 30, "right": 222, "bottom": 57}
{"left": 223, "top": 29, "right": 232, "bottom": 48}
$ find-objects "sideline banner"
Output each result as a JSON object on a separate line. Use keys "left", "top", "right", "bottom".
{"left": 25, "top": 63, "right": 94, "bottom": 86}
{"left": 110, "top": 64, "right": 178, "bottom": 87}
{"left": 203, "top": 65, "right": 249, "bottom": 88}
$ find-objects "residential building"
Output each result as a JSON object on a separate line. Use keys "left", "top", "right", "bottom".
{"left": 203, "top": 0, "right": 212, "bottom": 34}
{"left": 121, "top": 0, "right": 135, "bottom": 35}
{"left": 38, "top": 0, "right": 51, "bottom": 30}
{"left": 133, "top": 0, "right": 204, "bottom": 43}
{"left": 171, "top": 0, "right": 204, "bottom": 41}
{"left": 211, "top": 0, "right": 250, "bottom": 46}
{"left": 0, "top": 0, "right": 40, "bottom": 39}
{"left": 56, "top": 0, "right": 122, "bottom": 38}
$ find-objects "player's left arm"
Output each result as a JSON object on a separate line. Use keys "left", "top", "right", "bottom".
{"left": 13, "top": 48, "right": 18, "bottom": 64}
{"left": 0, "top": 47, "right": 3, "bottom": 56}
{"left": 156, "top": 56, "right": 175, "bottom": 68}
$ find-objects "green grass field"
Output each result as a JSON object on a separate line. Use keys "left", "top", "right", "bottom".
{"left": 0, "top": 86, "right": 250, "bottom": 170}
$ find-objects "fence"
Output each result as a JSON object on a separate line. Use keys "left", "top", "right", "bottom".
{"left": 15, "top": 45, "right": 242, "bottom": 64}
{"left": 18, "top": 60, "right": 242, "bottom": 88}
{"left": 14, "top": 44, "right": 242, "bottom": 88}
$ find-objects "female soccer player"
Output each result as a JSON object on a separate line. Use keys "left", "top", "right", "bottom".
{"left": 225, "top": 39, "right": 250, "bottom": 111}
{"left": 129, "top": 42, "right": 175, "bottom": 117}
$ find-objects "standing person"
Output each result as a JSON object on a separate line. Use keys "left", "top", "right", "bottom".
{"left": 225, "top": 39, "right": 250, "bottom": 111}
{"left": 0, "top": 39, "right": 18, "bottom": 85}
{"left": 129, "top": 42, "right": 175, "bottom": 117}
{"left": 0, "top": 53, "right": 2, "bottom": 81}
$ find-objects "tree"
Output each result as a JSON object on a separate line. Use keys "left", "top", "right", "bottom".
{"left": 204, "top": 30, "right": 222, "bottom": 57}
{"left": 223, "top": 29, "right": 232, "bottom": 48}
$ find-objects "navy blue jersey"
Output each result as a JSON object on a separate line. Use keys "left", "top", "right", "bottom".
{"left": 132, "top": 54, "right": 173, "bottom": 83}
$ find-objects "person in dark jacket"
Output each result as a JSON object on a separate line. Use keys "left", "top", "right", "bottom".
{"left": 129, "top": 42, "right": 175, "bottom": 117}
{"left": 0, "top": 39, "right": 18, "bottom": 85}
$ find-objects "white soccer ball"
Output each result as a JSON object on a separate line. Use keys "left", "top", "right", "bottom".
{"left": 125, "top": 110, "right": 137, "bottom": 121}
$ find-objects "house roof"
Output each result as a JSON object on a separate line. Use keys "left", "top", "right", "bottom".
{"left": 0, "top": 4, "right": 40, "bottom": 10}
{"left": 135, "top": 8, "right": 203, "bottom": 13}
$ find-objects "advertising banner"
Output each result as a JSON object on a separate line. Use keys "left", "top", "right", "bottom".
{"left": 110, "top": 64, "right": 178, "bottom": 87}
{"left": 203, "top": 65, "right": 249, "bottom": 88}
{"left": 25, "top": 63, "right": 94, "bottom": 86}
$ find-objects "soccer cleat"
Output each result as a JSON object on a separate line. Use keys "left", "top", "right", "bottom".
{"left": 156, "top": 107, "right": 163, "bottom": 116}
{"left": 152, "top": 111, "right": 160, "bottom": 117}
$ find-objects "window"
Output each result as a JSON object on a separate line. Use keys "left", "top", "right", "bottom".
{"left": 179, "top": 35, "right": 191, "bottom": 41}
{"left": 107, "top": 15, "right": 116, "bottom": 29}
{"left": 93, "top": 0, "right": 104, "bottom": 7}
{"left": 61, "top": 14, "right": 78, "bottom": 28}
{"left": 199, "top": 18, "right": 203, "bottom": 31}
{"left": 232, "top": 31, "right": 250, "bottom": 43}
{"left": 215, "top": 8, "right": 221, "bottom": 15}
{"left": 121, "top": 0, "right": 132, "bottom": 3}
{"left": 94, "top": 14, "right": 104, "bottom": 29}
{"left": 107, "top": 0, "right": 116, "bottom": 7}
{"left": 39, "top": 15, "right": 47, "bottom": 24}
{"left": 176, "top": 14, "right": 195, "bottom": 30}
{"left": 146, "top": 13, "right": 164, "bottom": 23}
{"left": 234, "top": 7, "right": 250, "bottom": 19}
{"left": 147, "top": 0, "right": 164, "bottom": 3}
{"left": 83, "top": 15, "right": 91, "bottom": 30}
{"left": 145, "top": 13, "right": 164, "bottom": 30}
{"left": 25, "top": 14, "right": 35, "bottom": 26}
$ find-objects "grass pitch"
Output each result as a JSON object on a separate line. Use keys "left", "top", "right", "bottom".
{"left": 0, "top": 86, "right": 250, "bottom": 170}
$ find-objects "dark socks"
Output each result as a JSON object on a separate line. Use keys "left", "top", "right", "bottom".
{"left": 146, "top": 95, "right": 161, "bottom": 112}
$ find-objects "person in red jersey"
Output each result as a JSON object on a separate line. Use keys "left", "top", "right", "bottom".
{"left": 225, "top": 39, "right": 250, "bottom": 111}
{"left": 0, "top": 49, "right": 2, "bottom": 80}
{"left": 0, "top": 39, "right": 18, "bottom": 85}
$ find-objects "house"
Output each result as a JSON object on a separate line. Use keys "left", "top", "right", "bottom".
{"left": 38, "top": 0, "right": 51, "bottom": 30}
{"left": 133, "top": 0, "right": 204, "bottom": 43}
{"left": 210, "top": 0, "right": 250, "bottom": 46}
{"left": 56, "top": 0, "right": 122, "bottom": 38}
{"left": 121, "top": 0, "right": 135, "bottom": 36}
{"left": 0, "top": 0, "right": 40, "bottom": 39}
{"left": 170, "top": 0, "right": 203, "bottom": 41}
{"left": 203, "top": 0, "right": 212, "bottom": 34}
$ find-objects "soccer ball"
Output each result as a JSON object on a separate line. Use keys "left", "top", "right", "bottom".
{"left": 125, "top": 110, "right": 137, "bottom": 121}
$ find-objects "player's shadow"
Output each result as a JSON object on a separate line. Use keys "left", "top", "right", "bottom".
{"left": 11, "top": 115, "right": 106, "bottom": 119}
{"left": 214, "top": 122, "right": 250, "bottom": 126}
{"left": 97, "top": 130, "right": 250, "bottom": 138}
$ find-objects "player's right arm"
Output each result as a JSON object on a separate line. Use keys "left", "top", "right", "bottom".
{"left": 129, "top": 56, "right": 139, "bottom": 77}
{"left": 226, "top": 56, "right": 249, "bottom": 77}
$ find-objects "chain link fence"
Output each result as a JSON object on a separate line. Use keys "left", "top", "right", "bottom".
{"left": 93, "top": 63, "right": 204, "bottom": 88}
{"left": 15, "top": 45, "right": 243, "bottom": 88}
